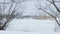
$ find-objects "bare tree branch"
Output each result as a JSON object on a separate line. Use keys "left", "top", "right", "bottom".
{"left": 39, "top": 8, "right": 56, "bottom": 18}
{"left": 8, "top": 2, "right": 14, "bottom": 15}
{"left": 0, "top": 0, "right": 18, "bottom": 30}
{"left": 0, "top": 0, "right": 26, "bottom": 30}
{"left": 47, "top": 0, "right": 60, "bottom": 13}
{"left": 39, "top": 8, "right": 60, "bottom": 25}
{"left": 47, "top": 0, "right": 60, "bottom": 3}
{"left": 52, "top": 0, "right": 60, "bottom": 12}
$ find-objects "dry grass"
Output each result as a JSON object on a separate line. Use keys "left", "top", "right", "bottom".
{"left": 34, "top": 16, "right": 56, "bottom": 20}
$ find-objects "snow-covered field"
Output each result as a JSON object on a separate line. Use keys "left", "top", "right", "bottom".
{"left": 6, "top": 18, "right": 55, "bottom": 32}
{"left": 0, "top": 18, "right": 60, "bottom": 34}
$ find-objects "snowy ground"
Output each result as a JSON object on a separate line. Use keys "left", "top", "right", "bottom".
{"left": 0, "top": 18, "right": 60, "bottom": 34}
{"left": 5, "top": 18, "right": 55, "bottom": 32}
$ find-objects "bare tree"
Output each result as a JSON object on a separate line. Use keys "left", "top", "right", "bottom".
{"left": 0, "top": 0, "right": 24, "bottom": 30}
{"left": 38, "top": 0, "right": 60, "bottom": 32}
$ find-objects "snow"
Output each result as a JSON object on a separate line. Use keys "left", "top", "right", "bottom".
{"left": 0, "top": 31, "right": 60, "bottom": 34}
{"left": 6, "top": 18, "right": 55, "bottom": 32}
{"left": 0, "top": 18, "right": 59, "bottom": 34}
{"left": 54, "top": 18, "right": 60, "bottom": 32}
